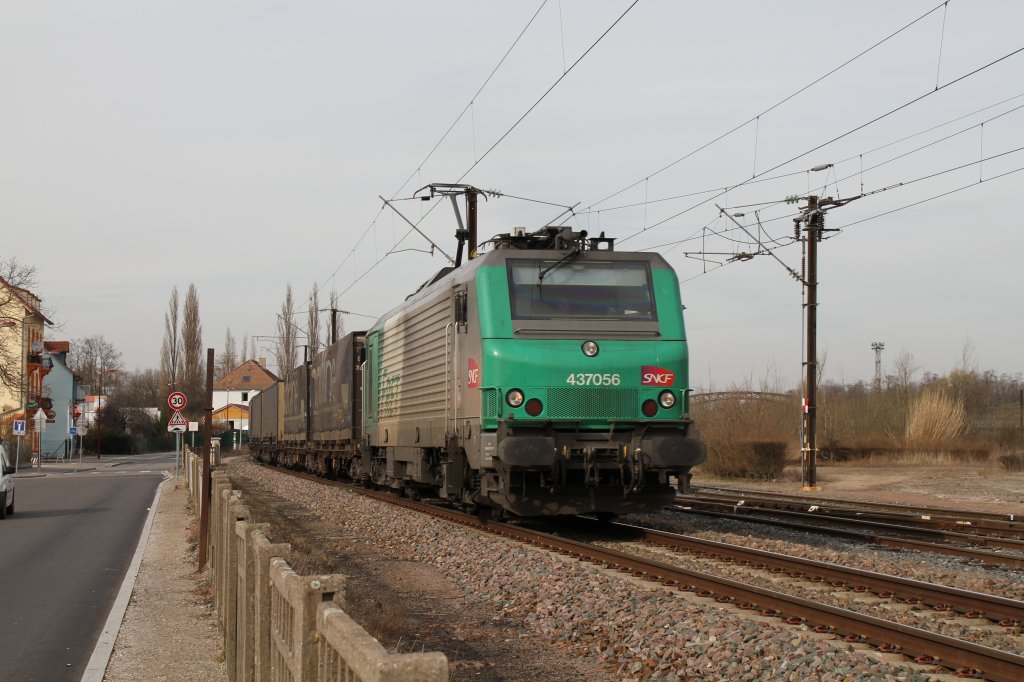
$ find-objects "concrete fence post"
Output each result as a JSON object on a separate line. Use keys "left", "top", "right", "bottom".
{"left": 252, "top": 530, "right": 291, "bottom": 681}
{"left": 219, "top": 488, "right": 240, "bottom": 630}
{"left": 268, "top": 558, "right": 346, "bottom": 682}
{"left": 236, "top": 522, "right": 270, "bottom": 682}
{"left": 224, "top": 500, "right": 252, "bottom": 681}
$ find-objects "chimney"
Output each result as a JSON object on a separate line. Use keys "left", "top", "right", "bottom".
{"left": 258, "top": 357, "right": 266, "bottom": 368}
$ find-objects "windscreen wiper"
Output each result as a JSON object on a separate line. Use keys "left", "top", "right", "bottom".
{"left": 538, "top": 246, "right": 581, "bottom": 282}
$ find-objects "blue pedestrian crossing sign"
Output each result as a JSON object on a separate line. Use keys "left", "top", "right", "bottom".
{"left": 13, "top": 419, "right": 26, "bottom": 436}
{"left": 69, "top": 426, "right": 78, "bottom": 436}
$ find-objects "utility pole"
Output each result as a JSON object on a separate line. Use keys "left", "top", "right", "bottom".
{"left": 871, "top": 342, "right": 885, "bottom": 391}
{"left": 724, "top": 174, "right": 861, "bottom": 492}
{"left": 800, "top": 195, "right": 822, "bottom": 490}
{"left": 794, "top": 191, "right": 860, "bottom": 490}
{"left": 198, "top": 348, "right": 214, "bottom": 570}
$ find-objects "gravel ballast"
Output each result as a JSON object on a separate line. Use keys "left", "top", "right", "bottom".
{"left": 224, "top": 457, "right": 972, "bottom": 681}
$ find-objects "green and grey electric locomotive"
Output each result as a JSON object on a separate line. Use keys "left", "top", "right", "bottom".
{"left": 359, "top": 225, "right": 705, "bottom": 516}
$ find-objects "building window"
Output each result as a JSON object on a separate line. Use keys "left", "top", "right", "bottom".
{"left": 241, "top": 392, "right": 249, "bottom": 402}
{"left": 242, "top": 375, "right": 251, "bottom": 383}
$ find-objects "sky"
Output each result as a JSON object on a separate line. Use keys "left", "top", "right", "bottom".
{"left": 3, "top": 1, "right": 1022, "bottom": 390}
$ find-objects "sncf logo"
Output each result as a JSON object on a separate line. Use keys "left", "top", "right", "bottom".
{"left": 467, "top": 358, "right": 481, "bottom": 389}
{"left": 641, "top": 366, "right": 675, "bottom": 386}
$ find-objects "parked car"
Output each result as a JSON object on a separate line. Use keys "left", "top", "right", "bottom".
{"left": 1, "top": 443, "right": 14, "bottom": 518}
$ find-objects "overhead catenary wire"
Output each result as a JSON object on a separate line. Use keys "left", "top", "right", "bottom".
{"left": 454, "top": 0, "right": 642, "bottom": 184}
{"left": 319, "top": 0, "right": 637, "bottom": 315}
{"left": 709, "top": 101, "right": 1024, "bottom": 214}
{"left": 638, "top": 139, "right": 1024, "bottom": 257}
{"left": 584, "top": 0, "right": 953, "bottom": 213}
{"left": 615, "top": 43, "right": 1024, "bottom": 244}
{"left": 671, "top": 157, "right": 1024, "bottom": 286}
{"left": 837, "top": 164, "right": 1024, "bottom": 231}
{"left": 366, "top": 0, "right": 643, "bottom": 277}
{"left": 386, "top": 0, "right": 551, "bottom": 202}
{"left": 574, "top": 92, "right": 1024, "bottom": 216}
{"left": 634, "top": 137, "right": 1021, "bottom": 286}
{"left": 316, "top": 1, "right": 551, "bottom": 301}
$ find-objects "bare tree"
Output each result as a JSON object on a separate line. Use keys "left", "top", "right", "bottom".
{"left": 180, "top": 283, "right": 204, "bottom": 413}
{"left": 0, "top": 258, "right": 47, "bottom": 400}
{"left": 72, "top": 335, "right": 124, "bottom": 390}
{"left": 307, "top": 284, "right": 320, "bottom": 355}
{"left": 118, "top": 368, "right": 163, "bottom": 408}
{"left": 160, "top": 287, "right": 181, "bottom": 392}
{"left": 218, "top": 327, "right": 238, "bottom": 378}
{"left": 890, "top": 348, "right": 919, "bottom": 396}
{"left": 276, "top": 284, "right": 296, "bottom": 375}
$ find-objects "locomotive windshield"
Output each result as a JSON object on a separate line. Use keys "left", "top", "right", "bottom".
{"left": 507, "top": 259, "right": 656, "bottom": 320}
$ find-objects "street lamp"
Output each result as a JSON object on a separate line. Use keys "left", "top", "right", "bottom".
{"left": 96, "top": 368, "right": 119, "bottom": 459}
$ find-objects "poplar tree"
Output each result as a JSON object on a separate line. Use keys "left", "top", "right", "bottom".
{"left": 180, "top": 283, "right": 204, "bottom": 414}
{"left": 276, "top": 284, "right": 296, "bottom": 375}
{"left": 307, "top": 284, "right": 320, "bottom": 355}
{"left": 160, "top": 287, "right": 181, "bottom": 393}
{"left": 218, "top": 327, "right": 238, "bottom": 378}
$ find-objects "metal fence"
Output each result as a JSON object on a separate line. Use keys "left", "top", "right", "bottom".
{"left": 185, "top": 449, "right": 448, "bottom": 682}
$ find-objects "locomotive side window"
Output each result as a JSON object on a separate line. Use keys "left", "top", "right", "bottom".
{"left": 507, "top": 259, "right": 656, "bottom": 321}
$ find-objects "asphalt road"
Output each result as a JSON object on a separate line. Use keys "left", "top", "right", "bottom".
{"left": 0, "top": 452, "right": 175, "bottom": 682}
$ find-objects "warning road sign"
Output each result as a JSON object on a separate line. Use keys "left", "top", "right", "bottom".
{"left": 167, "top": 409, "right": 188, "bottom": 432}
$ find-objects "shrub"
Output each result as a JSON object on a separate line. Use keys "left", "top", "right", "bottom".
{"left": 998, "top": 453, "right": 1024, "bottom": 472}
{"left": 702, "top": 440, "right": 787, "bottom": 479}
{"left": 905, "top": 388, "right": 967, "bottom": 449}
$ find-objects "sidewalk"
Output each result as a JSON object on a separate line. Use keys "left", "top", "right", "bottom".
{"left": 96, "top": 475, "right": 227, "bottom": 681}
{"left": 12, "top": 456, "right": 108, "bottom": 477}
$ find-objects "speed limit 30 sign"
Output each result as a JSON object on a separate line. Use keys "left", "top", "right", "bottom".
{"left": 168, "top": 391, "right": 187, "bottom": 410}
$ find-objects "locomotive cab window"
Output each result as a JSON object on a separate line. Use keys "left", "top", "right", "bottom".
{"left": 507, "top": 259, "right": 656, "bottom": 320}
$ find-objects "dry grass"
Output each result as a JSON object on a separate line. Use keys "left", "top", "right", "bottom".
{"left": 854, "top": 449, "right": 991, "bottom": 468}
{"left": 904, "top": 388, "right": 968, "bottom": 449}
{"left": 999, "top": 453, "right": 1024, "bottom": 472}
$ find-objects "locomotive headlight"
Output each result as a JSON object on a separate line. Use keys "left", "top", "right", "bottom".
{"left": 581, "top": 341, "right": 599, "bottom": 357}
{"left": 658, "top": 390, "right": 677, "bottom": 409}
{"left": 505, "top": 389, "right": 525, "bottom": 408}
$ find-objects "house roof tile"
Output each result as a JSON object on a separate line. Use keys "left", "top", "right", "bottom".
{"left": 213, "top": 359, "right": 279, "bottom": 390}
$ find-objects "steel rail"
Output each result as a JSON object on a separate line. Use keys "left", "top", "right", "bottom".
{"left": 674, "top": 499, "right": 1024, "bottom": 554}
{"left": 669, "top": 504, "right": 1024, "bottom": 570}
{"left": 583, "top": 519, "right": 1024, "bottom": 624}
{"left": 688, "top": 488, "right": 1024, "bottom": 536}
{"left": 691, "top": 486, "right": 1024, "bottom": 525}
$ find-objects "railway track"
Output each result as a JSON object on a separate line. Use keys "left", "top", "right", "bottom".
{"left": 673, "top": 496, "right": 1024, "bottom": 570}
{"left": 688, "top": 487, "right": 1024, "bottom": 535}
{"left": 256, "top": 464, "right": 1024, "bottom": 681}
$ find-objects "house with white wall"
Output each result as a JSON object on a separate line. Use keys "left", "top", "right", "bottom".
{"left": 212, "top": 358, "right": 279, "bottom": 415}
